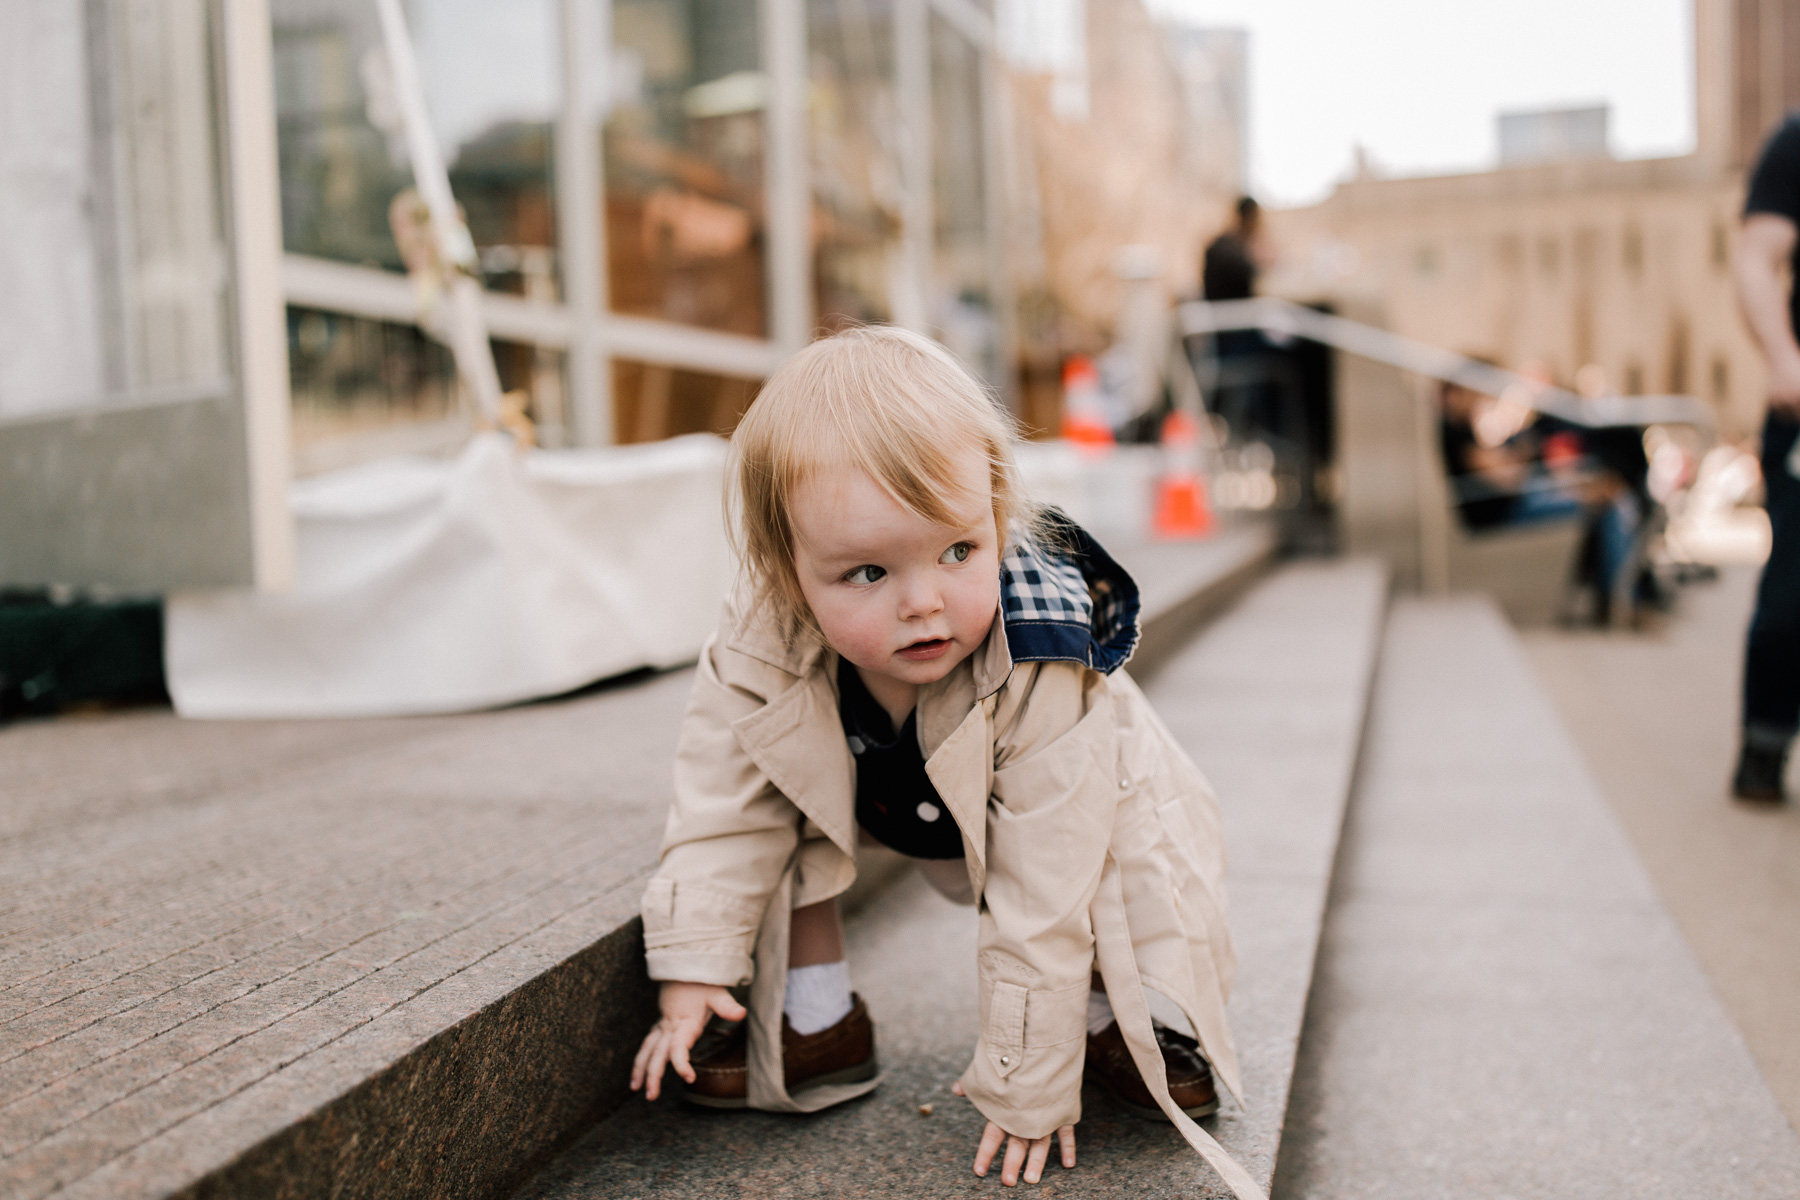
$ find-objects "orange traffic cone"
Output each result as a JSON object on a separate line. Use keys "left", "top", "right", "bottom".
{"left": 1060, "top": 356, "right": 1115, "bottom": 453}
{"left": 1152, "top": 409, "right": 1215, "bottom": 539}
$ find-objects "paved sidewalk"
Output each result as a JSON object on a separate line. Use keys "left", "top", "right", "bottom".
{"left": 515, "top": 560, "right": 1389, "bottom": 1198}
{"left": 1522, "top": 568, "right": 1800, "bottom": 1130}
{"left": 1273, "top": 596, "right": 1800, "bottom": 1199}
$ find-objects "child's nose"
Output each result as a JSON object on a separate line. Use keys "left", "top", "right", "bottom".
{"left": 896, "top": 573, "right": 944, "bottom": 618}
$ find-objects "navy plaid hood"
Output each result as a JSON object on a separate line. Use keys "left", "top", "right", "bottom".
{"left": 999, "top": 510, "right": 1140, "bottom": 675}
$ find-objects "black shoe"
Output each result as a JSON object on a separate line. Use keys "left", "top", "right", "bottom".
{"left": 1732, "top": 742, "right": 1788, "bottom": 803}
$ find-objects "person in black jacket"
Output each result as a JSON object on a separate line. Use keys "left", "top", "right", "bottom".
{"left": 1731, "top": 114, "right": 1800, "bottom": 802}
{"left": 1202, "top": 196, "right": 1264, "bottom": 302}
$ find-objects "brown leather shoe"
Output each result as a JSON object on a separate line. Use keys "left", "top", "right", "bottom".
{"left": 1085, "top": 1020, "right": 1219, "bottom": 1120}
{"left": 678, "top": 993, "right": 879, "bottom": 1109}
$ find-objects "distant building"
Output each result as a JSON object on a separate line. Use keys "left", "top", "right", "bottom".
{"left": 1498, "top": 104, "right": 1610, "bottom": 167}
{"left": 1266, "top": 0, "right": 1789, "bottom": 440}
{"left": 1164, "top": 25, "right": 1249, "bottom": 197}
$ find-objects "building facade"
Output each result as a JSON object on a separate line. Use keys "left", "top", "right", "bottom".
{"left": 1266, "top": 0, "right": 1788, "bottom": 442}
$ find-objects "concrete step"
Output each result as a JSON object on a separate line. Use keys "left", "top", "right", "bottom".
{"left": 510, "top": 558, "right": 1389, "bottom": 1198}
{"left": 0, "top": 677, "right": 687, "bottom": 1200}
{"left": 0, "top": 528, "right": 1272, "bottom": 1200}
{"left": 1272, "top": 596, "right": 1800, "bottom": 1198}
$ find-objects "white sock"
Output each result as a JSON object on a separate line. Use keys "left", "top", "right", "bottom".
{"left": 784, "top": 960, "right": 853, "bottom": 1035}
{"left": 1087, "top": 988, "right": 1115, "bottom": 1035}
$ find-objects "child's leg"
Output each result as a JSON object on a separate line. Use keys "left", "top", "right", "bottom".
{"left": 789, "top": 899, "right": 845, "bottom": 966}
{"left": 785, "top": 899, "right": 853, "bottom": 1034}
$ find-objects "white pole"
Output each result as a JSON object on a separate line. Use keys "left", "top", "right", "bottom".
{"left": 558, "top": 0, "right": 610, "bottom": 445}
{"left": 763, "top": 0, "right": 812, "bottom": 354}
{"left": 374, "top": 0, "right": 506, "bottom": 426}
{"left": 893, "top": 0, "right": 932, "bottom": 334}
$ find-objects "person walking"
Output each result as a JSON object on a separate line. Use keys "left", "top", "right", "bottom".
{"left": 1732, "top": 115, "right": 1800, "bottom": 802}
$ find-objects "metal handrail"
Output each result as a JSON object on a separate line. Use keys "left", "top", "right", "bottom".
{"left": 1177, "top": 296, "right": 1714, "bottom": 432}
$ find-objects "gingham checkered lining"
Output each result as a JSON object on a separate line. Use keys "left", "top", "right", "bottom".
{"left": 999, "top": 511, "right": 1140, "bottom": 675}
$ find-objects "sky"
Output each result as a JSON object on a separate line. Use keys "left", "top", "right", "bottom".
{"left": 1146, "top": 0, "right": 1696, "bottom": 207}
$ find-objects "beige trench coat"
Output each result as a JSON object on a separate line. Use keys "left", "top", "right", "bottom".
{"left": 641, "top": 590, "right": 1264, "bottom": 1198}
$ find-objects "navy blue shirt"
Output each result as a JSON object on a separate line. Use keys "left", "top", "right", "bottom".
{"left": 836, "top": 656, "right": 965, "bottom": 860}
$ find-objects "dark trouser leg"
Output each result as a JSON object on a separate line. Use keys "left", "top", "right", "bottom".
{"left": 1744, "top": 413, "right": 1800, "bottom": 744}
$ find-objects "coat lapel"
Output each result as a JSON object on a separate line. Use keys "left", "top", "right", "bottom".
{"left": 923, "top": 699, "right": 992, "bottom": 898}
{"left": 732, "top": 666, "right": 858, "bottom": 856}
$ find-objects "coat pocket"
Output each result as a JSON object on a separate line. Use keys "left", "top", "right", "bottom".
{"left": 986, "top": 981, "right": 1028, "bottom": 1078}
{"left": 981, "top": 978, "right": 1089, "bottom": 1079}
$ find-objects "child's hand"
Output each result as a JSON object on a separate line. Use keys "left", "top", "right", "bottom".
{"left": 952, "top": 1079, "right": 1077, "bottom": 1185}
{"left": 630, "top": 981, "right": 747, "bottom": 1101}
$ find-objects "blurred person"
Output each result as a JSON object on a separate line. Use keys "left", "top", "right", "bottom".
{"left": 1731, "top": 114, "right": 1800, "bottom": 803}
{"left": 1200, "top": 198, "right": 1286, "bottom": 447}
{"left": 627, "top": 326, "right": 1260, "bottom": 1197}
{"left": 1202, "top": 196, "right": 1267, "bottom": 302}
{"left": 1438, "top": 375, "right": 1643, "bottom": 621}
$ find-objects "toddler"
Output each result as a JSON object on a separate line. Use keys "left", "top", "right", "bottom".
{"left": 629, "top": 326, "right": 1260, "bottom": 1198}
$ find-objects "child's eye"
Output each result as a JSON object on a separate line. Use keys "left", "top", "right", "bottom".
{"left": 845, "top": 564, "right": 886, "bottom": 584}
{"left": 940, "top": 542, "right": 972, "bottom": 564}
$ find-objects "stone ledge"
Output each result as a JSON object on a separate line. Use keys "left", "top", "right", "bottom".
{"left": 0, "top": 531, "right": 1274, "bottom": 1200}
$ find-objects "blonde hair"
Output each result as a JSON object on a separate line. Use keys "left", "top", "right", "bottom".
{"left": 730, "top": 324, "right": 1030, "bottom": 631}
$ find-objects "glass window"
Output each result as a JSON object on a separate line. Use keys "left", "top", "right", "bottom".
{"left": 808, "top": 0, "right": 900, "bottom": 329}
{"left": 929, "top": 14, "right": 996, "bottom": 383}
{"left": 288, "top": 307, "right": 458, "bottom": 455}
{"left": 272, "top": 0, "right": 559, "bottom": 296}
{"left": 0, "top": 0, "right": 230, "bottom": 420}
{"left": 288, "top": 307, "right": 565, "bottom": 466}
{"left": 611, "top": 360, "right": 760, "bottom": 444}
{"left": 604, "top": 0, "right": 767, "bottom": 336}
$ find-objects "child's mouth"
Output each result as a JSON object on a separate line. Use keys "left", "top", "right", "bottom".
{"left": 898, "top": 638, "right": 951, "bottom": 661}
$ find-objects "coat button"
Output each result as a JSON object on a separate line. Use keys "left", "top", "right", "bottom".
{"left": 999, "top": 1055, "right": 1011, "bottom": 1065}
{"left": 1119, "top": 777, "right": 1129, "bottom": 789}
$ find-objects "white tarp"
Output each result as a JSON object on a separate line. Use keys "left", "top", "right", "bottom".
{"left": 166, "top": 433, "right": 732, "bottom": 719}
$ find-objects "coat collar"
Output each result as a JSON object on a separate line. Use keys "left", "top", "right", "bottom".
{"left": 998, "top": 510, "right": 1140, "bottom": 676}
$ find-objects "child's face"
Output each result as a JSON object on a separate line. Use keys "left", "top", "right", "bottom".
{"left": 790, "top": 451, "right": 1001, "bottom": 690}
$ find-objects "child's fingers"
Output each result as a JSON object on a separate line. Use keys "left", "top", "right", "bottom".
{"left": 708, "top": 990, "right": 747, "bottom": 1022}
{"left": 1023, "top": 1136, "right": 1051, "bottom": 1184}
{"left": 643, "top": 1034, "right": 671, "bottom": 1101}
{"left": 951, "top": 1079, "right": 967, "bottom": 1097}
{"left": 1058, "top": 1124, "right": 1077, "bottom": 1168}
{"left": 973, "top": 1122, "right": 1006, "bottom": 1176}
{"left": 1001, "top": 1136, "right": 1027, "bottom": 1186}
{"left": 630, "top": 1037, "right": 649, "bottom": 1091}
{"left": 630, "top": 1023, "right": 669, "bottom": 1092}
{"left": 670, "top": 1031, "right": 696, "bottom": 1084}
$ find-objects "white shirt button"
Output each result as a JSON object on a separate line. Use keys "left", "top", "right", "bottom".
{"left": 916, "top": 802, "right": 941, "bottom": 822}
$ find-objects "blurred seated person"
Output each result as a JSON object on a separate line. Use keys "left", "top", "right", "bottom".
{"left": 1438, "top": 378, "right": 1584, "bottom": 528}
{"left": 1439, "top": 376, "right": 1644, "bottom": 619}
